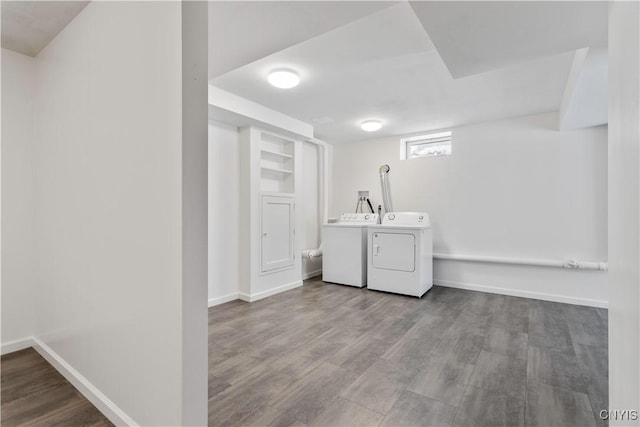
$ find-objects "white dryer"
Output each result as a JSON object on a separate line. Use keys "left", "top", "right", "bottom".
{"left": 367, "top": 212, "right": 433, "bottom": 297}
{"left": 322, "top": 213, "right": 379, "bottom": 287}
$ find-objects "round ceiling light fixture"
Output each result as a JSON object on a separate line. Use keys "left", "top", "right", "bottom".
{"left": 267, "top": 69, "right": 300, "bottom": 89}
{"left": 361, "top": 120, "right": 382, "bottom": 132}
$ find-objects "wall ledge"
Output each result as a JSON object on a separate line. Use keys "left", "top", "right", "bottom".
{"left": 1, "top": 337, "right": 34, "bottom": 355}
{"left": 208, "top": 293, "right": 240, "bottom": 307}
{"left": 1, "top": 336, "right": 137, "bottom": 425}
{"left": 31, "top": 337, "right": 138, "bottom": 427}
{"left": 434, "top": 278, "right": 608, "bottom": 308}
{"left": 302, "top": 269, "right": 322, "bottom": 280}
{"left": 238, "top": 280, "right": 303, "bottom": 302}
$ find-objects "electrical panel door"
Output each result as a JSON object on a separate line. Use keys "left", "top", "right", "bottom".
{"left": 261, "top": 195, "right": 295, "bottom": 273}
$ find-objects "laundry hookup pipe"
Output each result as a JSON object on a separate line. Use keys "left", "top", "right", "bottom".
{"left": 433, "top": 253, "right": 608, "bottom": 271}
{"left": 302, "top": 244, "right": 322, "bottom": 260}
{"left": 379, "top": 164, "right": 394, "bottom": 214}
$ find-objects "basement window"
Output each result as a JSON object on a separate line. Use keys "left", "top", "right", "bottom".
{"left": 401, "top": 131, "right": 452, "bottom": 160}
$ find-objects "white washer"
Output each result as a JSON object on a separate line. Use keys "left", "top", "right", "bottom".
{"left": 322, "top": 213, "right": 379, "bottom": 287}
{"left": 367, "top": 212, "right": 433, "bottom": 297}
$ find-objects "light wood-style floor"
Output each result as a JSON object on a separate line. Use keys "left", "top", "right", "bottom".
{"left": 0, "top": 348, "right": 113, "bottom": 427}
{"left": 208, "top": 279, "right": 608, "bottom": 427}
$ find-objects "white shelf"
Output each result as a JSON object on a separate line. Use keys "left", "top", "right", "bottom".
{"left": 261, "top": 148, "right": 293, "bottom": 159}
{"left": 261, "top": 165, "right": 293, "bottom": 174}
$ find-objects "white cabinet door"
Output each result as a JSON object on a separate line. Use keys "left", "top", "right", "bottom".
{"left": 261, "top": 195, "right": 295, "bottom": 273}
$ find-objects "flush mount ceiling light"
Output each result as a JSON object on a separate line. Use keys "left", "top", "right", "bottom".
{"left": 361, "top": 120, "right": 382, "bottom": 132}
{"left": 267, "top": 69, "right": 300, "bottom": 89}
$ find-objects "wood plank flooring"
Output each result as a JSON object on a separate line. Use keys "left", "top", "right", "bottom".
{"left": 1, "top": 348, "right": 113, "bottom": 427}
{"left": 0, "top": 281, "right": 608, "bottom": 426}
{"left": 209, "top": 280, "right": 608, "bottom": 427}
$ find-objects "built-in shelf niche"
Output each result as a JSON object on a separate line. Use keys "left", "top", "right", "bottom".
{"left": 260, "top": 131, "right": 295, "bottom": 193}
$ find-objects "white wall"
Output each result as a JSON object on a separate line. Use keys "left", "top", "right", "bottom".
{"left": 180, "top": 2, "right": 209, "bottom": 423}
{"left": 302, "top": 141, "right": 322, "bottom": 279}
{"left": 208, "top": 121, "right": 240, "bottom": 305}
{"left": 608, "top": 1, "right": 640, "bottom": 423}
{"left": 332, "top": 112, "right": 608, "bottom": 306}
{"left": 238, "top": 128, "right": 304, "bottom": 300}
{"left": 1, "top": 49, "right": 36, "bottom": 346}
{"left": 206, "top": 126, "right": 325, "bottom": 301}
{"left": 17, "top": 2, "right": 207, "bottom": 425}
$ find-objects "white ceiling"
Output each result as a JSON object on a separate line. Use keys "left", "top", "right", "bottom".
{"left": 559, "top": 47, "right": 608, "bottom": 130}
{"left": 208, "top": 1, "right": 398, "bottom": 79}
{"left": 1, "top": 1, "right": 89, "bottom": 57}
{"left": 3, "top": 1, "right": 604, "bottom": 143}
{"left": 409, "top": 1, "right": 608, "bottom": 79}
{"left": 211, "top": 2, "right": 599, "bottom": 143}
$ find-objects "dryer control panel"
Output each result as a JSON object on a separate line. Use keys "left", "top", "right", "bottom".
{"left": 339, "top": 213, "right": 379, "bottom": 224}
{"left": 382, "top": 212, "right": 431, "bottom": 227}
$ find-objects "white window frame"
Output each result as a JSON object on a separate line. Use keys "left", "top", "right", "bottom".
{"left": 400, "top": 131, "right": 452, "bottom": 160}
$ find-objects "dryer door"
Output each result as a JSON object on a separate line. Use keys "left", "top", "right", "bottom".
{"left": 371, "top": 232, "right": 415, "bottom": 272}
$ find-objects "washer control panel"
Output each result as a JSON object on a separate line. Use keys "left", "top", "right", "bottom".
{"left": 382, "top": 212, "right": 431, "bottom": 226}
{"left": 339, "top": 213, "right": 379, "bottom": 224}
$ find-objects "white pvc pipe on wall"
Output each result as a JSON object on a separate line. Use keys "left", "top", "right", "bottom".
{"left": 433, "top": 253, "right": 608, "bottom": 271}
{"left": 301, "top": 138, "right": 329, "bottom": 259}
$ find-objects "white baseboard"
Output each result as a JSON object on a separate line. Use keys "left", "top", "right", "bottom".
{"left": 434, "top": 278, "right": 608, "bottom": 308}
{"left": 1, "top": 337, "right": 35, "bottom": 355}
{"left": 31, "top": 337, "right": 138, "bottom": 426}
{"left": 208, "top": 292, "right": 240, "bottom": 307}
{"left": 302, "top": 269, "right": 322, "bottom": 280}
{"left": 238, "top": 280, "right": 303, "bottom": 302}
